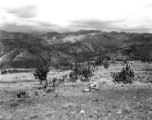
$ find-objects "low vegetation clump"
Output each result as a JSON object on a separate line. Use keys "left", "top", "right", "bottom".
{"left": 16, "top": 91, "right": 28, "bottom": 98}
{"left": 34, "top": 62, "right": 49, "bottom": 87}
{"left": 1, "top": 69, "right": 30, "bottom": 74}
{"left": 103, "top": 61, "right": 110, "bottom": 69}
{"left": 94, "top": 55, "right": 110, "bottom": 66}
{"left": 79, "top": 67, "right": 94, "bottom": 82}
{"left": 124, "top": 60, "right": 128, "bottom": 64}
{"left": 1, "top": 70, "right": 7, "bottom": 74}
{"left": 112, "top": 64, "right": 135, "bottom": 84}
{"left": 69, "top": 69, "right": 78, "bottom": 82}
{"left": 51, "top": 77, "right": 58, "bottom": 87}
{"left": 94, "top": 56, "right": 104, "bottom": 66}
{"left": 69, "top": 63, "right": 94, "bottom": 82}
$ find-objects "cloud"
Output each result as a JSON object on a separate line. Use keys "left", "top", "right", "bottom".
{"left": 68, "top": 19, "right": 125, "bottom": 31}
{"left": 144, "top": 3, "right": 152, "bottom": 8}
{"left": 0, "top": 21, "right": 71, "bottom": 33}
{"left": 4, "top": 5, "right": 38, "bottom": 18}
{"left": 1, "top": 22, "right": 39, "bottom": 33}
{"left": 0, "top": 0, "right": 152, "bottom": 33}
{"left": 116, "top": 27, "right": 152, "bottom": 33}
{"left": 2, "top": 19, "right": 152, "bottom": 33}
{"left": 68, "top": 19, "right": 152, "bottom": 33}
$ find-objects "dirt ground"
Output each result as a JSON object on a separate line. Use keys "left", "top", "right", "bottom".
{"left": 0, "top": 61, "right": 152, "bottom": 120}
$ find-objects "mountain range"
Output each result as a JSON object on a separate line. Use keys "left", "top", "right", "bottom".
{"left": 0, "top": 29, "right": 152, "bottom": 68}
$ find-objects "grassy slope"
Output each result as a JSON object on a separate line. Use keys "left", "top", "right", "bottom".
{"left": 0, "top": 62, "right": 152, "bottom": 120}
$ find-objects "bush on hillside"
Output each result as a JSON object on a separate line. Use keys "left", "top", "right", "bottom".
{"left": 94, "top": 56, "right": 104, "bottom": 66}
{"left": 112, "top": 64, "right": 135, "bottom": 84}
{"left": 95, "top": 55, "right": 110, "bottom": 66}
{"left": 1, "top": 70, "right": 7, "bottom": 74}
{"left": 69, "top": 63, "right": 94, "bottom": 82}
{"left": 16, "top": 91, "right": 28, "bottom": 98}
{"left": 80, "top": 66, "right": 94, "bottom": 82}
{"left": 103, "top": 61, "right": 110, "bottom": 69}
{"left": 124, "top": 60, "right": 128, "bottom": 64}
{"left": 34, "top": 60, "right": 49, "bottom": 87}
{"left": 1, "top": 69, "right": 30, "bottom": 74}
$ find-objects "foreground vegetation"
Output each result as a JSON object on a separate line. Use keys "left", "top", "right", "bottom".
{"left": 0, "top": 61, "right": 152, "bottom": 120}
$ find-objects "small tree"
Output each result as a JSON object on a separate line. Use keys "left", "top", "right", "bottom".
{"left": 112, "top": 64, "right": 135, "bottom": 84}
{"left": 80, "top": 66, "right": 93, "bottom": 82}
{"left": 1, "top": 69, "right": 7, "bottom": 74}
{"left": 103, "top": 61, "right": 110, "bottom": 69}
{"left": 95, "top": 56, "right": 103, "bottom": 66}
{"left": 34, "top": 59, "right": 49, "bottom": 88}
{"left": 69, "top": 62, "right": 94, "bottom": 82}
{"left": 95, "top": 55, "right": 110, "bottom": 66}
{"left": 69, "top": 63, "right": 79, "bottom": 82}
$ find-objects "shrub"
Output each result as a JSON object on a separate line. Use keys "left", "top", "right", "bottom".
{"left": 112, "top": 64, "right": 135, "bottom": 84}
{"left": 16, "top": 91, "right": 28, "bottom": 98}
{"left": 1, "top": 69, "right": 31, "bottom": 74}
{"left": 94, "top": 56, "right": 103, "bottom": 66}
{"left": 106, "top": 56, "right": 111, "bottom": 60}
{"left": 1, "top": 70, "right": 7, "bottom": 74}
{"left": 12, "top": 69, "right": 18, "bottom": 73}
{"left": 34, "top": 62, "right": 49, "bottom": 87}
{"left": 69, "top": 63, "right": 94, "bottom": 82}
{"left": 95, "top": 55, "right": 110, "bottom": 66}
{"left": 69, "top": 71, "right": 78, "bottom": 82}
{"left": 103, "top": 61, "right": 110, "bottom": 69}
{"left": 124, "top": 60, "right": 128, "bottom": 64}
{"left": 80, "top": 67, "right": 93, "bottom": 82}
{"left": 52, "top": 77, "right": 58, "bottom": 87}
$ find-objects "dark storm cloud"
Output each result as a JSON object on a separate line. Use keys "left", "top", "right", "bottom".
{"left": 5, "top": 5, "right": 38, "bottom": 18}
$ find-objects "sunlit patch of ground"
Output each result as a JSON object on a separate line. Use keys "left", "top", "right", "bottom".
{"left": 0, "top": 61, "right": 152, "bottom": 120}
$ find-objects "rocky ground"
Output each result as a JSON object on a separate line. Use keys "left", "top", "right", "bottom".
{"left": 0, "top": 61, "right": 152, "bottom": 120}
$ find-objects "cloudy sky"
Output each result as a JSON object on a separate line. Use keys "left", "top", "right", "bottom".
{"left": 0, "top": 0, "right": 152, "bottom": 33}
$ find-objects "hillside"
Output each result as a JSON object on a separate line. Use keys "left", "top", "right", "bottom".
{"left": 0, "top": 29, "right": 152, "bottom": 68}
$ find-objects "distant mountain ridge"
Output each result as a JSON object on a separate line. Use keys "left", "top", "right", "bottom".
{"left": 0, "top": 29, "right": 152, "bottom": 68}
